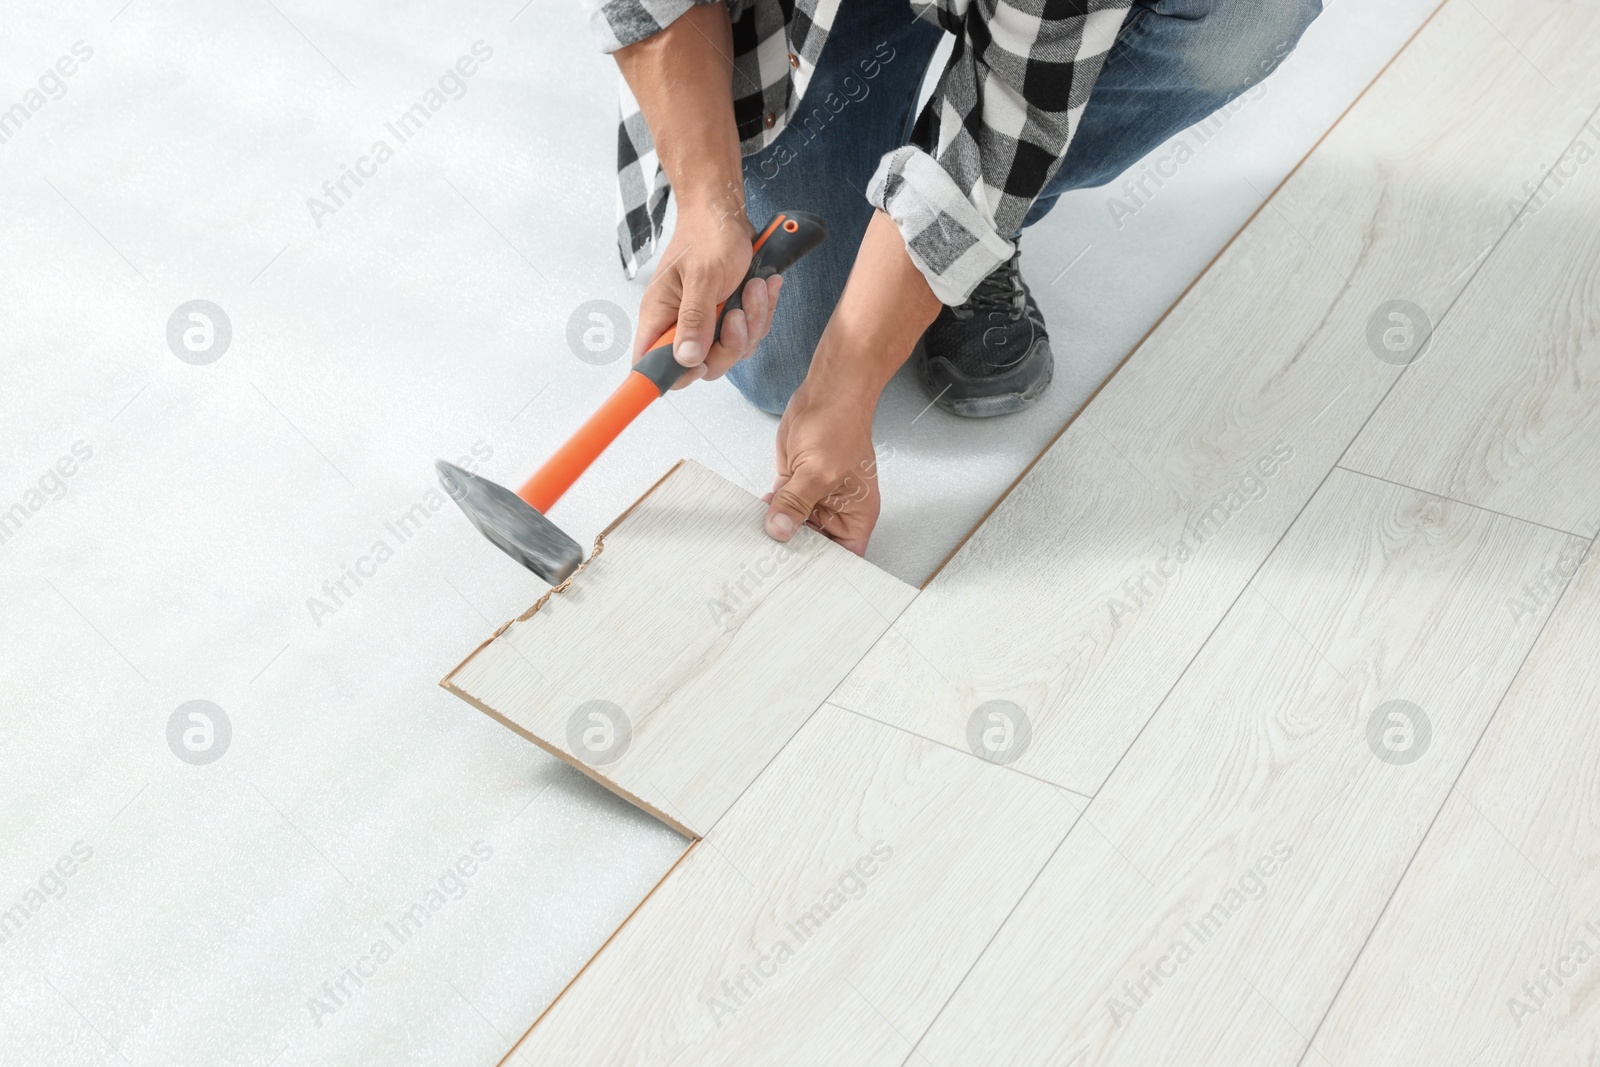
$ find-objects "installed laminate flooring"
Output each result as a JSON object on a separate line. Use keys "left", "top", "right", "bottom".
{"left": 501, "top": 703, "right": 1078, "bottom": 1066}
{"left": 1343, "top": 99, "right": 1600, "bottom": 536}
{"left": 904, "top": 470, "right": 1573, "bottom": 1065}
{"left": 828, "top": 0, "right": 1600, "bottom": 797}
{"left": 1307, "top": 540, "right": 1600, "bottom": 1066}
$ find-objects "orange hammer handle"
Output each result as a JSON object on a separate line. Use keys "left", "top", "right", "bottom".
{"left": 517, "top": 211, "right": 826, "bottom": 514}
{"left": 517, "top": 372, "right": 664, "bottom": 513}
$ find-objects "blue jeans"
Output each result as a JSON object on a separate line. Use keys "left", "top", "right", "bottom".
{"left": 728, "top": 0, "right": 1322, "bottom": 414}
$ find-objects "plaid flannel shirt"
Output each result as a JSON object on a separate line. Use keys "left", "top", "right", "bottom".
{"left": 587, "top": 0, "right": 1130, "bottom": 304}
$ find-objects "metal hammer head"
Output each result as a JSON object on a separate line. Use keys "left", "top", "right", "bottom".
{"left": 435, "top": 460, "right": 584, "bottom": 585}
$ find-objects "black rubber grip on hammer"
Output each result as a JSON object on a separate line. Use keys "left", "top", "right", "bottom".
{"left": 634, "top": 211, "right": 829, "bottom": 394}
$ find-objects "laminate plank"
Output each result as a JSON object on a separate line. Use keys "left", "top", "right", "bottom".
{"left": 442, "top": 460, "right": 917, "bottom": 838}
{"left": 1342, "top": 103, "right": 1600, "bottom": 534}
{"left": 829, "top": 0, "right": 1600, "bottom": 795}
{"left": 1310, "top": 536, "right": 1600, "bottom": 1066}
{"left": 905, "top": 469, "right": 1575, "bottom": 1066}
{"left": 502, "top": 703, "right": 1077, "bottom": 1066}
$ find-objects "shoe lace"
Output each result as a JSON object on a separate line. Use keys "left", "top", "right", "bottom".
{"left": 953, "top": 256, "right": 1024, "bottom": 320}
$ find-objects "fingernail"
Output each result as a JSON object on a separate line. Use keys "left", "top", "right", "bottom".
{"left": 676, "top": 340, "right": 703, "bottom": 366}
{"left": 766, "top": 512, "right": 796, "bottom": 540}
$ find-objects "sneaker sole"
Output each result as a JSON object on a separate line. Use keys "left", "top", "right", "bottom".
{"left": 915, "top": 336, "right": 1055, "bottom": 419}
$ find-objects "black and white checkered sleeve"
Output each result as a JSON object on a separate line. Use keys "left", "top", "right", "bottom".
{"left": 868, "top": 0, "right": 1129, "bottom": 304}
{"left": 601, "top": 0, "right": 807, "bottom": 278}
{"left": 582, "top": 0, "right": 722, "bottom": 52}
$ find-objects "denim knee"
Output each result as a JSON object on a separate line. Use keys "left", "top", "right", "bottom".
{"left": 1175, "top": 0, "right": 1323, "bottom": 101}
{"left": 726, "top": 350, "right": 804, "bottom": 415}
{"left": 723, "top": 290, "right": 833, "bottom": 415}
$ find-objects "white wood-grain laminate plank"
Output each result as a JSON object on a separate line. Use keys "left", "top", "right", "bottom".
{"left": 442, "top": 460, "right": 917, "bottom": 838}
{"left": 828, "top": 0, "right": 1600, "bottom": 796}
{"left": 904, "top": 469, "right": 1575, "bottom": 1066}
{"left": 502, "top": 702, "right": 1078, "bottom": 1066}
{"left": 1342, "top": 99, "right": 1600, "bottom": 534}
{"left": 1310, "top": 536, "right": 1600, "bottom": 1066}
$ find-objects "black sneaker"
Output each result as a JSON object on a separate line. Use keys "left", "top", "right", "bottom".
{"left": 912, "top": 252, "right": 1052, "bottom": 417}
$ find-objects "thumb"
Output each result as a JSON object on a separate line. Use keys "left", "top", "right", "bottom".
{"left": 765, "top": 466, "right": 832, "bottom": 541}
{"left": 673, "top": 268, "right": 720, "bottom": 369}
{"left": 633, "top": 270, "right": 683, "bottom": 361}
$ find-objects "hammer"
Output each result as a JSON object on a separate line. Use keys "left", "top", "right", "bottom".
{"left": 437, "top": 211, "right": 827, "bottom": 585}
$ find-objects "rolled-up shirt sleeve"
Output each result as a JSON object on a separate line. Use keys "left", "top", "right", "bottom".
{"left": 583, "top": 0, "right": 722, "bottom": 53}
{"left": 868, "top": 0, "right": 1129, "bottom": 304}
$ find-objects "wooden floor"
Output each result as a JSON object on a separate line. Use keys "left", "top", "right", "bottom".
{"left": 443, "top": 0, "right": 1600, "bottom": 1063}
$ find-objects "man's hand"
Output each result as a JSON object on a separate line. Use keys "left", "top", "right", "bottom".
{"left": 764, "top": 384, "right": 880, "bottom": 556}
{"left": 763, "top": 210, "right": 944, "bottom": 554}
{"left": 635, "top": 206, "right": 784, "bottom": 389}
